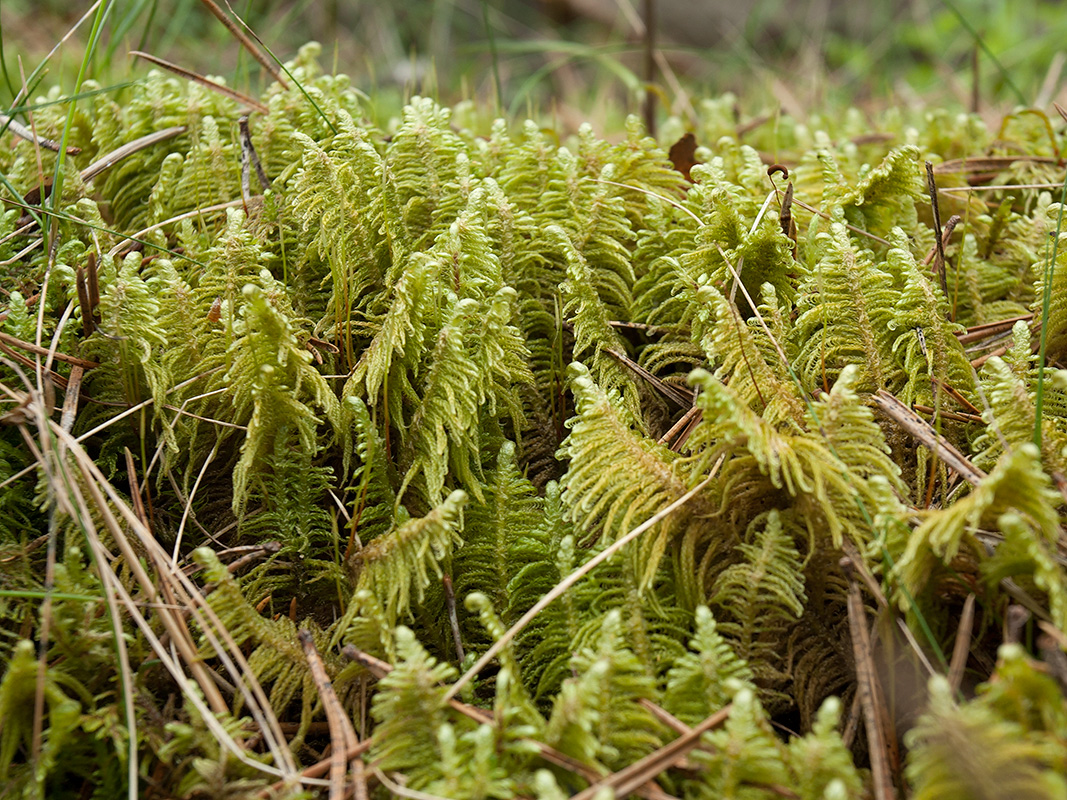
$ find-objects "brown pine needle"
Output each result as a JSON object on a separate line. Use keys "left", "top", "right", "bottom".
{"left": 341, "top": 645, "right": 660, "bottom": 793}
{"left": 605, "top": 347, "right": 694, "bottom": 407}
{"left": 911, "top": 404, "right": 984, "bottom": 424}
{"left": 658, "top": 404, "right": 702, "bottom": 449}
{"left": 261, "top": 741, "right": 371, "bottom": 798}
{"left": 931, "top": 378, "right": 982, "bottom": 416}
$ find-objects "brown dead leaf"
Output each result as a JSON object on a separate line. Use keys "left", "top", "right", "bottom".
{"left": 668, "top": 132, "right": 699, "bottom": 181}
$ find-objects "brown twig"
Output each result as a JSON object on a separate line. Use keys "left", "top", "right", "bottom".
{"left": 922, "top": 214, "right": 960, "bottom": 267}
{"left": 0, "top": 330, "right": 99, "bottom": 369}
{"left": 198, "top": 0, "right": 288, "bottom": 88}
{"left": 926, "top": 162, "right": 949, "bottom": 301}
{"left": 955, "top": 314, "right": 1032, "bottom": 345}
{"left": 638, "top": 699, "right": 799, "bottom": 795}
{"left": 238, "top": 115, "right": 271, "bottom": 214}
{"left": 0, "top": 341, "right": 69, "bottom": 390}
{"left": 570, "top": 705, "right": 733, "bottom": 800}
{"left": 340, "top": 645, "right": 663, "bottom": 794}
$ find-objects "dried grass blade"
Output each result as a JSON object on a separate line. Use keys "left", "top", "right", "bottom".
{"left": 789, "top": 196, "right": 892, "bottom": 246}
{"left": 445, "top": 467, "right": 720, "bottom": 701}
{"left": 374, "top": 769, "right": 450, "bottom": 800}
{"left": 108, "top": 199, "right": 245, "bottom": 257}
{"left": 48, "top": 420, "right": 299, "bottom": 775}
{"left": 934, "top": 155, "right": 1057, "bottom": 175}
{"left": 842, "top": 557, "right": 896, "bottom": 800}
{"left": 299, "top": 630, "right": 358, "bottom": 800}
{"left": 60, "top": 365, "right": 83, "bottom": 433}
{"left": 75, "top": 267, "right": 95, "bottom": 336}
{"left": 0, "top": 113, "right": 80, "bottom": 154}
{"left": 873, "top": 389, "right": 986, "bottom": 486}
{"left": 86, "top": 251, "right": 99, "bottom": 314}
{"left": 925, "top": 162, "right": 949, "bottom": 299}
{"left": 79, "top": 125, "right": 189, "bottom": 183}
{"left": 123, "top": 447, "right": 148, "bottom": 525}
{"left": 938, "top": 182, "right": 1064, "bottom": 193}
{"left": 30, "top": 414, "right": 139, "bottom": 796}
{"left": 130, "top": 51, "right": 268, "bottom": 113}
{"left": 0, "top": 237, "right": 43, "bottom": 265}
{"left": 948, "top": 593, "right": 976, "bottom": 694}
{"left": 442, "top": 574, "right": 465, "bottom": 662}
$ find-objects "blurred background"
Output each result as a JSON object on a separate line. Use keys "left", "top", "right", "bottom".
{"left": 1, "top": 0, "right": 1064, "bottom": 128}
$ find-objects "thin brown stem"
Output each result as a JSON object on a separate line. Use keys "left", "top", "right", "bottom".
{"left": 199, "top": 0, "right": 289, "bottom": 87}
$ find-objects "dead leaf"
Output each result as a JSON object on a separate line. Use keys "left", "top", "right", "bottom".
{"left": 669, "top": 132, "right": 699, "bottom": 181}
